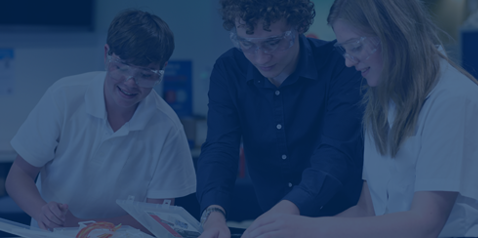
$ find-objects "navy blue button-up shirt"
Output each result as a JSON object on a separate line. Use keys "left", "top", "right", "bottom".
{"left": 197, "top": 34, "right": 364, "bottom": 217}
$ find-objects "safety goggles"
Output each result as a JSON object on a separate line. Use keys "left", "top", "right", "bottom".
{"left": 230, "top": 27, "right": 296, "bottom": 55}
{"left": 106, "top": 55, "right": 164, "bottom": 88}
{"left": 334, "top": 37, "right": 380, "bottom": 64}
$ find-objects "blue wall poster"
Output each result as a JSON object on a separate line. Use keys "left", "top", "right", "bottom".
{"left": 0, "top": 48, "right": 14, "bottom": 95}
{"left": 159, "top": 60, "right": 193, "bottom": 117}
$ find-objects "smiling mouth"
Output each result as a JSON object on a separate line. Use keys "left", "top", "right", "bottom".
{"left": 118, "top": 86, "right": 137, "bottom": 97}
{"left": 359, "top": 67, "right": 370, "bottom": 75}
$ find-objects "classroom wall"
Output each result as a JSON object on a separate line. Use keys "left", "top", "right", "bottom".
{"left": 0, "top": 0, "right": 231, "bottom": 152}
{"left": 0, "top": 33, "right": 102, "bottom": 151}
{"left": 1, "top": 0, "right": 412, "bottom": 152}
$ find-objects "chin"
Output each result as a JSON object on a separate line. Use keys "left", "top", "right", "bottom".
{"left": 365, "top": 77, "right": 380, "bottom": 87}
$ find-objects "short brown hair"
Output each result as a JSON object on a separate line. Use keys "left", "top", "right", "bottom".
{"left": 107, "top": 9, "right": 174, "bottom": 69}
{"left": 220, "top": 0, "right": 315, "bottom": 35}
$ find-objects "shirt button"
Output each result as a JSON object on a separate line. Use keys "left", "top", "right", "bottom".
{"left": 257, "top": 80, "right": 261, "bottom": 83}
{"left": 282, "top": 154, "right": 287, "bottom": 160}
{"left": 288, "top": 183, "right": 293, "bottom": 187}
{"left": 276, "top": 124, "right": 282, "bottom": 129}
{"left": 275, "top": 90, "right": 280, "bottom": 96}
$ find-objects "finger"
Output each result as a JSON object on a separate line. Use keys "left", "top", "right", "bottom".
{"left": 43, "top": 210, "right": 64, "bottom": 227}
{"left": 246, "top": 222, "right": 280, "bottom": 238}
{"left": 38, "top": 221, "right": 47, "bottom": 230}
{"left": 242, "top": 217, "right": 274, "bottom": 238}
{"left": 49, "top": 203, "right": 66, "bottom": 222}
{"left": 256, "top": 231, "right": 283, "bottom": 238}
{"left": 199, "top": 230, "right": 218, "bottom": 238}
{"left": 42, "top": 215, "right": 64, "bottom": 229}
{"left": 219, "top": 228, "right": 231, "bottom": 238}
{"left": 59, "top": 203, "right": 69, "bottom": 217}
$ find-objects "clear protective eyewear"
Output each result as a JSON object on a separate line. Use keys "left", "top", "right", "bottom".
{"left": 230, "top": 27, "right": 296, "bottom": 55}
{"left": 334, "top": 37, "right": 380, "bottom": 64}
{"left": 106, "top": 55, "right": 164, "bottom": 88}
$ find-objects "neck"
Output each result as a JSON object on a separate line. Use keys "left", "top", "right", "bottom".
{"left": 268, "top": 72, "right": 288, "bottom": 87}
{"left": 104, "top": 96, "right": 137, "bottom": 132}
{"left": 268, "top": 39, "right": 301, "bottom": 87}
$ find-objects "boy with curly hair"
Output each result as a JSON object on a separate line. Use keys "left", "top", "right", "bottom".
{"left": 196, "top": 0, "right": 364, "bottom": 237}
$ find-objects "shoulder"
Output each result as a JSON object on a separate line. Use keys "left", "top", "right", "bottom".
{"left": 418, "top": 59, "right": 478, "bottom": 131}
{"left": 304, "top": 37, "right": 340, "bottom": 62}
{"left": 48, "top": 71, "right": 104, "bottom": 95}
{"left": 427, "top": 60, "right": 478, "bottom": 104}
{"left": 214, "top": 47, "right": 250, "bottom": 72}
{"left": 305, "top": 37, "right": 359, "bottom": 79}
{"left": 40, "top": 71, "right": 105, "bottom": 111}
{"left": 145, "top": 91, "right": 185, "bottom": 134}
{"left": 305, "top": 37, "right": 335, "bottom": 52}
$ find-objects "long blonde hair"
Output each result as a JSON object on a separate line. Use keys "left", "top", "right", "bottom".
{"left": 327, "top": 0, "right": 478, "bottom": 157}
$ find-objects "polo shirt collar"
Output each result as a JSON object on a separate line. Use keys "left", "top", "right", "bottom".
{"left": 85, "top": 72, "right": 107, "bottom": 119}
{"left": 246, "top": 34, "right": 319, "bottom": 83}
{"left": 85, "top": 72, "right": 155, "bottom": 132}
{"left": 128, "top": 91, "right": 156, "bottom": 131}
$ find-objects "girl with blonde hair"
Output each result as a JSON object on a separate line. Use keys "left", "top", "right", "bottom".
{"left": 241, "top": 0, "right": 478, "bottom": 237}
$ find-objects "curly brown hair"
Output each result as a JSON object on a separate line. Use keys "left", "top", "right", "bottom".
{"left": 220, "top": 0, "right": 315, "bottom": 35}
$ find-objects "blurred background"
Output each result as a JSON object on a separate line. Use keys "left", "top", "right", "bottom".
{"left": 1, "top": 0, "right": 478, "bottom": 235}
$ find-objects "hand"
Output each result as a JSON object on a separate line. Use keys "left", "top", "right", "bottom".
{"left": 198, "top": 212, "right": 230, "bottom": 238}
{"left": 241, "top": 200, "right": 302, "bottom": 238}
{"left": 241, "top": 213, "right": 317, "bottom": 238}
{"left": 36, "top": 202, "right": 69, "bottom": 230}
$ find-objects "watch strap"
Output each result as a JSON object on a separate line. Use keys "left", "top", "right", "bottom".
{"left": 200, "top": 207, "right": 226, "bottom": 225}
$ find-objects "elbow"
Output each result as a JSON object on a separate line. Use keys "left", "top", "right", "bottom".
{"left": 410, "top": 213, "right": 447, "bottom": 238}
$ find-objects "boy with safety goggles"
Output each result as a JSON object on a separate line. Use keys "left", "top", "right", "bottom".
{"left": 5, "top": 9, "right": 196, "bottom": 234}
{"left": 196, "top": 0, "right": 365, "bottom": 237}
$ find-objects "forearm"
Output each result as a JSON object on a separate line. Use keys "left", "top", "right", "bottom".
{"left": 196, "top": 149, "right": 238, "bottom": 212}
{"left": 334, "top": 205, "right": 372, "bottom": 218}
{"left": 317, "top": 211, "right": 441, "bottom": 238}
{"left": 5, "top": 164, "right": 46, "bottom": 220}
{"left": 284, "top": 163, "right": 348, "bottom": 215}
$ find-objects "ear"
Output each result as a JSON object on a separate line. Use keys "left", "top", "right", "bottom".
{"left": 163, "top": 61, "right": 168, "bottom": 70}
{"left": 104, "top": 44, "right": 110, "bottom": 69}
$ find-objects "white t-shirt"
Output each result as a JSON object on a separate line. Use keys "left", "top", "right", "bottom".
{"left": 363, "top": 59, "right": 478, "bottom": 237}
{"left": 11, "top": 72, "right": 196, "bottom": 224}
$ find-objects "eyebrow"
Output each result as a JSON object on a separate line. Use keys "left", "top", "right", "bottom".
{"left": 237, "top": 33, "right": 286, "bottom": 42}
{"left": 337, "top": 37, "right": 362, "bottom": 45}
{"left": 115, "top": 59, "right": 158, "bottom": 72}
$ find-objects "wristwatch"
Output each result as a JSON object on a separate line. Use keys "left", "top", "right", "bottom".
{"left": 200, "top": 207, "right": 226, "bottom": 226}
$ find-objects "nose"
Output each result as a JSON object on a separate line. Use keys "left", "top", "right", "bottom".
{"left": 253, "top": 47, "right": 271, "bottom": 65}
{"left": 124, "top": 76, "right": 138, "bottom": 87}
{"left": 344, "top": 57, "right": 357, "bottom": 68}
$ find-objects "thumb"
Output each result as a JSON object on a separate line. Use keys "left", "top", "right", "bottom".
{"left": 59, "top": 203, "right": 69, "bottom": 217}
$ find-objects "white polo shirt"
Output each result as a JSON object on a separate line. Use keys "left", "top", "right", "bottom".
{"left": 363, "top": 59, "right": 478, "bottom": 237}
{"left": 11, "top": 72, "right": 196, "bottom": 222}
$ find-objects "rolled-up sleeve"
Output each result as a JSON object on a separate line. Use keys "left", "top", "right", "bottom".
{"left": 196, "top": 59, "right": 242, "bottom": 214}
